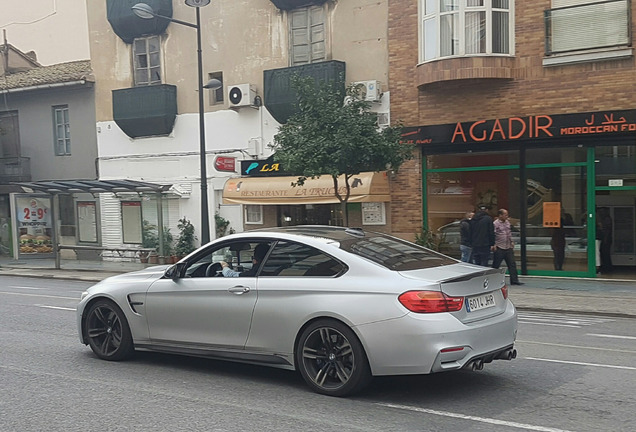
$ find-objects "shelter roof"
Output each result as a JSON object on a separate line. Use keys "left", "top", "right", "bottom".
{"left": 14, "top": 179, "right": 172, "bottom": 194}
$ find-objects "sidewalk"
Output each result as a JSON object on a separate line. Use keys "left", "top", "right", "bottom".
{"left": 1, "top": 257, "right": 635, "bottom": 318}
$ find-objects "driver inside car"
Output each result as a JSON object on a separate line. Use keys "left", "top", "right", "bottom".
{"left": 220, "top": 243, "right": 269, "bottom": 277}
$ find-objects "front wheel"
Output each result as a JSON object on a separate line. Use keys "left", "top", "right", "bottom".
{"left": 296, "top": 319, "right": 371, "bottom": 397}
{"left": 84, "top": 299, "right": 134, "bottom": 361}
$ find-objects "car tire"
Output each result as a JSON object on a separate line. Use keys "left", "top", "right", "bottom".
{"left": 84, "top": 299, "right": 134, "bottom": 361}
{"left": 296, "top": 319, "right": 371, "bottom": 397}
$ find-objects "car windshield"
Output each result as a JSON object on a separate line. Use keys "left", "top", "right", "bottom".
{"left": 339, "top": 232, "right": 456, "bottom": 271}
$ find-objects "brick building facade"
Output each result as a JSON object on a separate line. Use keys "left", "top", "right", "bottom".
{"left": 388, "top": 0, "right": 636, "bottom": 278}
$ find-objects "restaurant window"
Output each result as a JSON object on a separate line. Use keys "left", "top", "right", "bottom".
{"left": 421, "top": 0, "right": 512, "bottom": 62}
{"left": 133, "top": 36, "right": 161, "bottom": 86}
{"left": 595, "top": 145, "right": 636, "bottom": 187}
{"left": 245, "top": 205, "right": 263, "bottom": 224}
{"left": 53, "top": 105, "right": 71, "bottom": 156}
{"left": 524, "top": 164, "right": 588, "bottom": 273}
{"left": 290, "top": 5, "right": 327, "bottom": 65}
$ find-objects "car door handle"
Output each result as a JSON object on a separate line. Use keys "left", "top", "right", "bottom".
{"left": 228, "top": 286, "right": 250, "bottom": 295}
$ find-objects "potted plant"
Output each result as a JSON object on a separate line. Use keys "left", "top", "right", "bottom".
{"left": 158, "top": 227, "right": 173, "bottom": 264}
{"left": 142, "top": 220, "right": 158, "bottom": 264}
{"left": 215, "top": 213, "right": 234, "bottom": 238}
{"left": 175, "top": 217, "right": 197, "bottom": 259}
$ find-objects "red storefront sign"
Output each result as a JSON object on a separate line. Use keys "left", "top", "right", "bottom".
{"left": 214, "top": 156, "right": 236, "bottom": 172}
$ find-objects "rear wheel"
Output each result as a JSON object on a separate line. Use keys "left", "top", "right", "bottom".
{"left": 296, "top": 319, "right": 371, "bottom": 397}
{"left": 84, "top": 299, "right": 134, "bottom": 361}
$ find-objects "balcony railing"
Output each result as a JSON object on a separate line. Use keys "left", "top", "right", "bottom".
{"left": 112, "top": 84, "right": 177, "bottom": 138}
{"left": 0, "top": 157, "right": 31, "bottom": 183}
{"left": 545, "top": 0, "right": 631, "bottom": 56}
{"left": 263, "top": 60, "right": 346, "bottom": 124}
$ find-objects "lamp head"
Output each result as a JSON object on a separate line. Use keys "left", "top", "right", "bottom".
{"left": 185, "top": 0, "right": 211, "bottom": 7}
{"left": 132, "top": 3, "right": 156, "bottom": 19}
{"left": 203, "top": 78, "right": 222, "bottom": 90}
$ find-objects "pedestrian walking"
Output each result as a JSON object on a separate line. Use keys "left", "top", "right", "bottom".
{"left": 459, "top": 211, "right": 474, "bottom": 263}
{"left": 470, "top": 205, "right": 494, "bottom": 267}
{"left": 492, "top": 208, "right": 522, "bottom": 285}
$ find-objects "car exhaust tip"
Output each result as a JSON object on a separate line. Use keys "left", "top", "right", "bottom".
{"left": 471, "top": 359, "right": 484, "bottom": 371}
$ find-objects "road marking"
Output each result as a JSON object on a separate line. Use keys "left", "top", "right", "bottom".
{"left": 518, "top": 312, "right": 614, "bottom": 328}
{"left": 35, "top": 305, "right": 76, "bottom": 311}
{"left": 8, "top": 286, "right": 45, "bottom": 290}
{"left": 519, "top": 321, "right": 581, "bottom": 328}
{"left": 377, "top": 403, "right": 574, "bottom": 432}
{"left": 525, "top": 357, "right": 636, "bottom": 370}
{"left": 517, "top": 340, "right": 636, "bottom": 354}
{"left": 587, "top": 333, "right": 636, "bottom": 341}
{"left": 0, "top": 291, "right": 78, "bottom": 300}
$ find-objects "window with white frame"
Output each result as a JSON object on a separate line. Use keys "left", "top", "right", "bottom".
{"left": 421, "top": 0, "right": 512, "bottom": 62}
{"left": 289, "top": 5, "right": 327, "bottom": 66}
{"left": 546, "top": 0, "right": 629, "bottom": 56}
{"left": 245, "top": 205, "right": 263, "bottom": 224}
{"left": 53, "top": 105, "right": 71, "bottom": 156}
{"left": 133, "top": 36, "right": 161, "bottom": 86}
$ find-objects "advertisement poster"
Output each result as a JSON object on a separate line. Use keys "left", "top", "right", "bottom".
{"left": 13, "top": 194, "right": 55, "bottom": 258}
{"left": 543, "top": 202, "right": 562, "bottom": 228}
{"left": 77, "top": 201, "right": 98, "bottom": 243}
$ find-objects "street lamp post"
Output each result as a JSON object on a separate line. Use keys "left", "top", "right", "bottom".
{"left": 132, "top": 1, "right": 220, "bottom": 245}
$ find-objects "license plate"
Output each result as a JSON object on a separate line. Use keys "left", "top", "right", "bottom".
{"left": 466, "top": 293, "right": 496, "bottom": 312}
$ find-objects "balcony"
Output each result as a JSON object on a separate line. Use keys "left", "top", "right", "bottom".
{"left": 112, "top": 84, "right": 177, "bottom": 138}
{"left": 544, "top": 0, "right": 632, "bottom": 65}
{"left": 269, "top": 0, "right": 327, "bottom": 10}
{"left": 263, "top": 60, "right": 346, "bottom": 124}
{"left": 0, "top": 157, "right": 31, "bottom": 183}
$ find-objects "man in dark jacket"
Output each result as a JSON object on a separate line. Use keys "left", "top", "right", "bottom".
{"left": 470, "top": 206, "right": 495, "bottom": 267}
{"left": 459, "top": 211, "right": 474, "bottom": 263}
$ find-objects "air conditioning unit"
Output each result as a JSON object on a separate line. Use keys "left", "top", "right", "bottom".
{"left": 227, "top": 84, "right": 256, "bottom": 108}
{"left": 354, "top": 80, "right": 382, "bottom": 102}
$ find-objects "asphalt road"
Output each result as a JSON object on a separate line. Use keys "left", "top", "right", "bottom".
{"left": 1, "top": 275, "right": 635, "bottom": 432}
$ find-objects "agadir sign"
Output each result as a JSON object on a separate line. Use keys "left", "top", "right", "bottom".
{"left": 401, "top": 109, "right": 636, "bottom": 146}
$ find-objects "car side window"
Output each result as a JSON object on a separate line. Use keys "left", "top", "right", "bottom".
{"left": 260, "top": 241, "right": 345, "bottom": 277}
{"left": 184, "top": 241, "right": 262, "bottom": 277}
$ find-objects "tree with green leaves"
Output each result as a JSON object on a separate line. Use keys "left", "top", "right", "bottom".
{"left": 272, "top": 75, "right": 413, "bottom": 225}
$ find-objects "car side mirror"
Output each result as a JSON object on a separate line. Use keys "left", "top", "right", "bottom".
{"left": 166, "top": 262, "right": 186, "bottom": 280}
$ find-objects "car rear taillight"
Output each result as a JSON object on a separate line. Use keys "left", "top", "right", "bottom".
{"left": 501, "top": 285, "right": 508, "bottom": 299}
{"left": 398, "top": 291, "right": 464, "bottom": 313}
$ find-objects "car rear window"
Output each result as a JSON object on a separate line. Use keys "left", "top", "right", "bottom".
{"left": 339, "top": 233, "right": 456, "bottom": 271}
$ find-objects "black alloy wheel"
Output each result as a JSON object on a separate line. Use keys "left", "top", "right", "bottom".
{"left": 296, "top": 319, "right": 371, "bottom": 397}
{"left": 85, "top": 299, "right": 134, "bottom": 361}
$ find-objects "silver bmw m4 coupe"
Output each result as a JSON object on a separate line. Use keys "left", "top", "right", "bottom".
{"left": 77, "top": 226, "right": 517, "bottom": 397}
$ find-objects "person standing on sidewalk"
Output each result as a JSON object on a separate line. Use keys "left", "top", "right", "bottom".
{"left": 470, "top": 206, "right": 494, "bottom": 267}
{"left": 492, "top": 208, "right": 523, "bottom": 285}
{"left": 459, "top": 211, "right": 474, "bottom": 263}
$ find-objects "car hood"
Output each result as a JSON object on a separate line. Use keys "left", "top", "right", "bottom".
{"left": 99, "top": 265, "right": 170, "bottom": 284}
